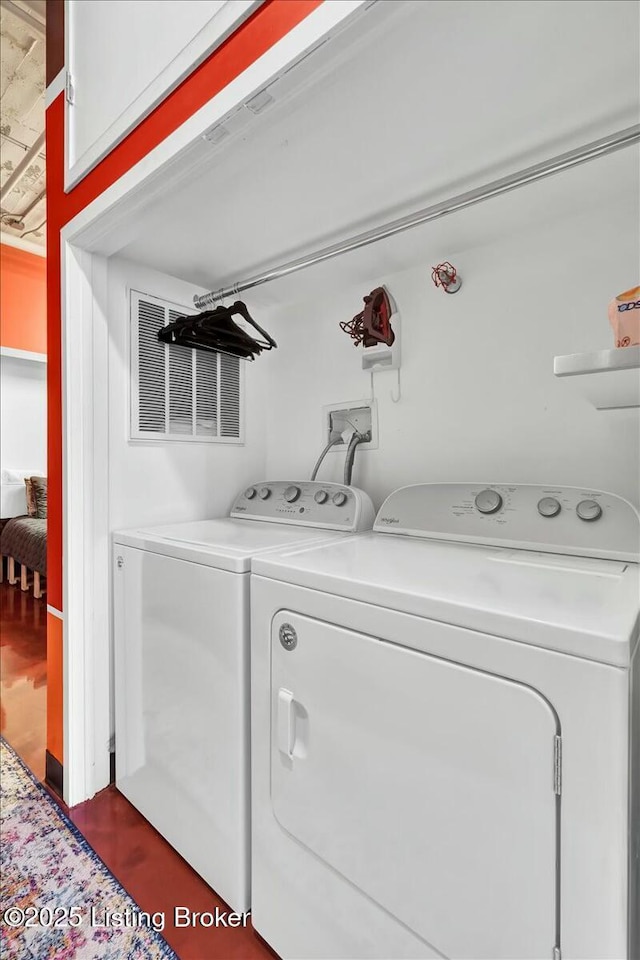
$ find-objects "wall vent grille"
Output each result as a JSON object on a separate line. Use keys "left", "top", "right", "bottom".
{"left": 130, "top": 290, "right": 243, "bottom": 443}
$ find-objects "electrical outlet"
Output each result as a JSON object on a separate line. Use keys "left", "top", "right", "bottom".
{"left": 322, "top": 400, "right": 378, "bottom": 450}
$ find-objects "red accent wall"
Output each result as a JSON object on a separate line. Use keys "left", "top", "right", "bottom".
{"left": 45, "top": 0, "right": 323, "bottom": 768}
{"left": 46, "top": 613, "right": 64, "bottom": 763}
{"left": 0, "top": 244, "right": 47, "bottom": 354}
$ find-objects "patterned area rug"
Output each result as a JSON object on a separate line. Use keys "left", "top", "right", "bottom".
{"left": 0, "top": 739, "right": 176, "bottom": 959}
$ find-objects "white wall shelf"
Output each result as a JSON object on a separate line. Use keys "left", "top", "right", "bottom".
{"left": 554, "top": 346, "right": 640, "bottom": 410}
{"left": 0, "top": 346, "right": 47, "bottom": 364}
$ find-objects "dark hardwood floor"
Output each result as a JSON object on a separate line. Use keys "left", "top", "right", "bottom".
{"left": 0, "top": 580, "right": 275, "bottom": 960}
{"left": 0, "top": 578, "right": 47, "bottom": 779}
{"left": 70, "top": 788, "right": 275, "bottom": 960}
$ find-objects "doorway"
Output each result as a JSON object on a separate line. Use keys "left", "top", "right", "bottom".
{"left": 0, "top": 0, "right": 49, "bottom": 785}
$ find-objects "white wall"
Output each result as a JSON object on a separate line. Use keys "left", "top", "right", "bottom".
{"left": 0, "top": 354, "right": 47, "bottom": 473}
{"left": 105, "top": 255, "right": 269, "bottom": 746}
{"left": 262, "top": 194, "right": 640, "bottom": 510}
{"left": 107, "top": 256, "right": 268, "bottom": 534}
{"left": 101, "top": 162, "right": 638, "bottom": 755}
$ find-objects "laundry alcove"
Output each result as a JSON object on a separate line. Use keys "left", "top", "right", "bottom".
{"left": 61, "top": 0, "right": 639, "bottom": 804}
{"left": 89, "top": 0, "right": 640, "bottom": 498}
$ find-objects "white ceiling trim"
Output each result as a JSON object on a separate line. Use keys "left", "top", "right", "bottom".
{"left": 0, "top": 0, "right": 44, "bottom": 38}
{"left": 45, "top": 67, "right": 66, "bottom": 108}
{"left": 0, "top": 228, "right": 46, "bottom": 255}
{"left": 0, "top": 345, "right": 47, "bottom": 362}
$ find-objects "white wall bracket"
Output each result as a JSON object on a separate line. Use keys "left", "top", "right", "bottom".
{"left": 362, "top": 314, "right": 401, "bottom": 372}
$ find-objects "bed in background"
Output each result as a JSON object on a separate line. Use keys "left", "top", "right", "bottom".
{"left": 0, "top": 470, "right": 47, "bottom": 599}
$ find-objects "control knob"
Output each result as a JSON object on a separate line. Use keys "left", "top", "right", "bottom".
{"left": 259, "top": 487, "right": 271, "bottom": 500}
{"left": 537, "top": 497, "right": 561, "bottom": 518}
{"left": 245, "top": 487, "right": 256, "bottom": 500}
{"left": 332, "top": 491, "right": 347, "bottom": 507}
{"left": 576, "top": 499, "right": 602, "bottom": 522}
{"left": 314, "top": 490, "right": 329, "bottom": 504}
{"left": 474, "top": 489, "right": 503, "bottom": 514}
{"left": 284, "top": 485, "right": 301, "bottom": 503}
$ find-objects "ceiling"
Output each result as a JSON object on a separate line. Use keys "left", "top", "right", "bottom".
{"left": 0, "top": 0, "right": 46, "bottom": 247}
{"left": 114, "top": 0, "right": 639, "bottom": 300}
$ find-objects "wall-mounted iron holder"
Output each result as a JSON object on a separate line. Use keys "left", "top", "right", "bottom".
{"left": 362, "top": 314, "right": 401, "bottom": 372}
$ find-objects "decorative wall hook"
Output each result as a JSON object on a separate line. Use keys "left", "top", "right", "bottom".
{"left": 431, "top": 261, "right": 462, "bottom": 294}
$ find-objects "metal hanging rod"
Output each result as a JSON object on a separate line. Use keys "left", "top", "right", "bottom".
{"left": 194, "top": 124, "right": 640, "bottom": 310}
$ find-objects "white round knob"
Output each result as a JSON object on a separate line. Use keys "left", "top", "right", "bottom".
{"left": 538, "top": 497, "right": 561, "bottom": 518}
{"left": 474, "top": 489, "right": 503, "bottom": 514}
{"left": 332, "top": 491, "right": 347, "bottom": 506}
{"left": 245, "top": 487, "right": 256, "bottom": 500}
{"left": 284, "top": 485, "right": 301, "bottom": 503}
{"left": 259, "top": 487, "right": 271, "bottom": 500}
{"left": 576, "top": 499, "right": 602, "bottom": 522}
{"left": 314, "top": 490, "right": 328, "bottom": 504}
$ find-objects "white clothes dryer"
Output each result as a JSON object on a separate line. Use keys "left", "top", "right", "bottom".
{"left": 112, "top": 481, "right": 374, "bottom": 914}
{"left": 250, "top": 483, "right": 640, "bottom": 960}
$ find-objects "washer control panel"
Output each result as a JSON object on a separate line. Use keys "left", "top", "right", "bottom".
{"left": 230, "top": 481, "right": 375, "bottom": 531}
{"left": 374, "top": 483, "right": 639, "bottom": 561}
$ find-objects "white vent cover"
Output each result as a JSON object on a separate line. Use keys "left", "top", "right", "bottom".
{"left": 130, "top": 290, "right": 243, "bottom": 443}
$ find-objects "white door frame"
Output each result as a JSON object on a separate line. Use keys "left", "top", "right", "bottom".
{"left": 62, "top": 243, "right": 111, "bottom": 804}
{"left": 58, "top": 0, "right": 368, "bottom": 806}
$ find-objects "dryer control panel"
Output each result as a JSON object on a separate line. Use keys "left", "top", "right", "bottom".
{"left": 231, "top": 481, "right": 375, "bottom": 532}
{"left": 374, "top": 483, "right": 639, "bottom": 562}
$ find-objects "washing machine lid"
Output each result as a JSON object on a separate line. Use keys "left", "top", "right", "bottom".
{"left": 112, "top": 519, "right": 351, "bottom": 573}
{"left": 252, "top": 532, "right": 640, "bottom": 666}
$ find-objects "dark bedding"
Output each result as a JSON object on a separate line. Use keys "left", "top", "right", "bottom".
{"left": 0, "top": 517, "right": 47, "bottom": 575}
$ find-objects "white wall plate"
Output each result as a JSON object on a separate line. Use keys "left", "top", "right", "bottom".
{"left": 321, "top": 399, "right": 378, "bottom": 451}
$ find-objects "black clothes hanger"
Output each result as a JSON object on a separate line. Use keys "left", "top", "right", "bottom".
{"left": 158, "top": 301, "right": 277, "bottom": 361}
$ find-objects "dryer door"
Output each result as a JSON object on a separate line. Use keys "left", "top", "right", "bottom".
{"left": 271, "top": 612, "right": 559, "bottom": 960}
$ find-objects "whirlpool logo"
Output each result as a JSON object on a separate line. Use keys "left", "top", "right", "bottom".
{"left": 618, "top": 301, "right": 640, "bottom": 312}
{"left": 379, "top": 516, "right": 400, "bottom": 524}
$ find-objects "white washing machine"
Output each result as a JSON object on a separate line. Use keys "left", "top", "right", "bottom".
{"left": 250, "top": 483, "right": 640, "bottom": 960}
{"left": 112, "top": 480, "right": 374, "bottom": 914}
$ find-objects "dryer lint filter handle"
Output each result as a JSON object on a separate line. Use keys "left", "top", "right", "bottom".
{"left": 374, "top": 483, "right": 639, "bottom": 562}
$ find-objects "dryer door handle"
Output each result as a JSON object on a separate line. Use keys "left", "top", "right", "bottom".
{"left": 277, "top": 688, "right": 295, "bottom": 758}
